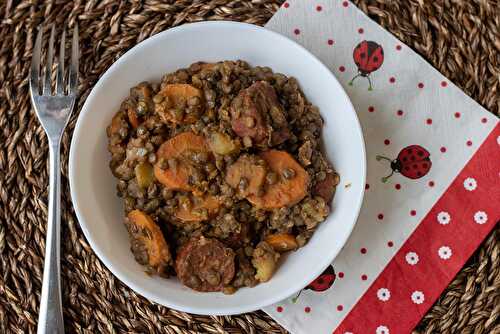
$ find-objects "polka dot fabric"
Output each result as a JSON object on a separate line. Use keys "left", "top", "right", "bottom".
{"left": 264, "top": 1, "right": 500, "bottom": 333}
{"left": 336, "top": 127, "right": 499, "bottom": 333}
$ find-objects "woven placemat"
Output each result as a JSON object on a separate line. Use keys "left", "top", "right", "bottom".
{"left": 0, "top": 1, "right": 498, "bottom": 333}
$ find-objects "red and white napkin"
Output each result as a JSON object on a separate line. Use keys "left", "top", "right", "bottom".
{"left": 263, "top": 1, "right": 500, "bottom": 333}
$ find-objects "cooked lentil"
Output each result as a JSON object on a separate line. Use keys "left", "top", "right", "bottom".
{"left": 106, "top": 60, "right": 338, "bottom": 293}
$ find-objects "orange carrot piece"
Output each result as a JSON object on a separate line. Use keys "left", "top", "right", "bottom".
{"left": 265, "top": 233, "right": 298, "bottom": 252}
{"left": 127, "top": 210, "right": 172, "bottom": 270}
{"left": 127, "top": 108, "right": 140, "bottom": 128}
{"left": 175, "top": 195, "right": 221, "bottom": 222}
{"left": 225, "top": 155, "right": 267, "bottom": 197}
{"left": 248, "top": 150, "right": 309, "bottom": 209}
{"left": 154, "top": 132, "right": 209, "bottom": 191}
{"left": 156, "top": 84, "right": 203, "bottom": 124}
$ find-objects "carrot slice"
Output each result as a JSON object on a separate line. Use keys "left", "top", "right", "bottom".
{"left": 132, "top": 84, "right": 152, "bottom": 100}
{"left": 265, "top": 233, "right": 298, "bottom": 252}
{"left": 107, "top": 110, "right": 127, "bottom": 137}
{"left": 128, "top": 84, "right": 152, "bottom": 128}
{"left": 248, "top": 150, "right": 309, "bottom": 209}
{"left": 127, "top": 210, "right": 172, "bottom": 272}
{"left": 175, "top": 195, "right": 221, "bottom": 222}
{"left": 156, "top": 84, "right": 203, "bottom": 124}
{"left": 127, "top": 108, "right": 140, "bottom": 128}
{"left": 154, "top": 132, "right": 210, "bottom": 191}
{"left": 225, "top": 155, "right": 267, "bottom": 197}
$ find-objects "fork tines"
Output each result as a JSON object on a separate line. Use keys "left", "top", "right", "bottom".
{"left": 30, "top": 24, "right": 79, "bottom": 96}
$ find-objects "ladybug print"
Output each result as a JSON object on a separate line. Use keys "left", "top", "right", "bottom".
{"left": 349, "top": 40, "right": 384, "bottom": 90}
{"left": 292, "top": 265, "right": 335, "bottom": 302}
{"left": 377, "top": 145, "right": 432, "bottom": 182}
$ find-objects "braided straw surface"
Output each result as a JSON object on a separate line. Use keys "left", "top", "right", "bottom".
{"left": 0, "top": 1, "right": 498, "bottom": 333}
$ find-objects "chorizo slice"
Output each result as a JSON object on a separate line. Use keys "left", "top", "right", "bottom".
{"left": 230, "top": 81, "right": 289, "bottom": 147}
{"left": 313, "top": 171, "right": 339, "bottom": 203}
{"left": 175, "top": 236, "right": 235, "bottom": 292}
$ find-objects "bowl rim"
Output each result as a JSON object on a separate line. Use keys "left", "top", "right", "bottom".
{"left": 69, "top": 20, "right": 366, "bottom": 315}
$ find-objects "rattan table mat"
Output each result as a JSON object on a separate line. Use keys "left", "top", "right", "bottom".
{"left": 0, "top": 1, "right": 498, "bottom": 333}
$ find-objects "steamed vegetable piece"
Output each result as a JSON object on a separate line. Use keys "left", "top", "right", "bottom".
{"left": 208, "top": 132, "right": 239, "bottom": 155}
{"left": 248, "top": 150, "right": 309, "bottom": 209}
{"left": 265, "top": 233, "right": 298, "bottom": 252}
{"left": 175, "top": 195, "right": 221, "bottom": 222}
{"left": 127, "top": 210, "right": 172, "bottom": 274}
{"left": 252, "top": 242, "right": 280, "bottom": 282}
{"left": 155, "top": 84, "right": 204, "bottom": 124}
{"left": 154, "top": 132, "right": 211, "bottom": 191}
{"left": 225, "top": 154, "right": 267, "bottom": 197}
{"left": 135, "top": 162, "right": 154, "bottom": 189}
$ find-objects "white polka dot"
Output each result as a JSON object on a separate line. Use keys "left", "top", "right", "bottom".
{"left": 376, "top": 325, "right": 389, "bottom": 334}
{"left": 497, "top": 136, "right": 500, "bottom": 146}
{"left": 411, "top": 291, "right": 425, "bottom": 304}
{"left": 405, "top": 252, "right": 419, "bottom": 265}
{"left": 437, "top": 211, "right": 451, "bottom": 225}
{"left": 474, "top": 211, "right": 488, "bottom": 224}
{"left": 438, "top": 246, "right": 452, "bottom": 260}
{"left": 463, "top": 177, "right": 477, "bottom": 191}
{"left": 344, "top": 332, "right": 353, "bottom": 334}
{"left": 377, "top": 288, "right": 391, "bottom": 302}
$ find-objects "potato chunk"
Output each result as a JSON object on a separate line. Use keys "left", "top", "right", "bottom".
{"left": 135, "top": 162, "right": 154, "bottom": 189}
{"left": 252, "top": 242, "right": 280, "bottom": 282}
{"left": 208, "top": 132, "right": 239, "bottom": 155}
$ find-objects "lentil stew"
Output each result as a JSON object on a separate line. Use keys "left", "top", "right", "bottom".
{"left": 106, "top": 60, "right": 339, "bottom": 293}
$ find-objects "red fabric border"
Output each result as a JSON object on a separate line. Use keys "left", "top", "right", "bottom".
{"left": 335, "top": 123, "right": 500, "bottom": 334}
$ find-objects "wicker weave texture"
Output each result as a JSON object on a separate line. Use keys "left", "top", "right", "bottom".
{"left": 0, "top": 1, "right": 498, "bottom": 333}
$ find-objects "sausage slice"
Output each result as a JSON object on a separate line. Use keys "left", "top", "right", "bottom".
{"left": 313, "top": 172, "right": 339, "bottom": 203}
{"left": 175, "top": 236, "right": 235, "bottom": 292}
{"left": 230, "top": 81, "right": 289, "bottom": 147}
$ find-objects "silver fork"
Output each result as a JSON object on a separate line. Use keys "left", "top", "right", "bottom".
{"left": 29, "top": 24, "right": 79, "bottom": 334}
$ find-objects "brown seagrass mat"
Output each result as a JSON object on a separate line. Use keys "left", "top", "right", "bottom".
{"left": 0, "top": 0, "right": 498, "bottom": 333}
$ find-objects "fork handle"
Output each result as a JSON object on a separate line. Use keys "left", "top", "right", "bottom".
{"left": 37, "top": 140, "right": 64, "bottom": 334}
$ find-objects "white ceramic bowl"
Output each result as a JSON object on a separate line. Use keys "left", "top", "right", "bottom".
{"left": 69, "top": 21, "right": 365, "bottom": 315}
